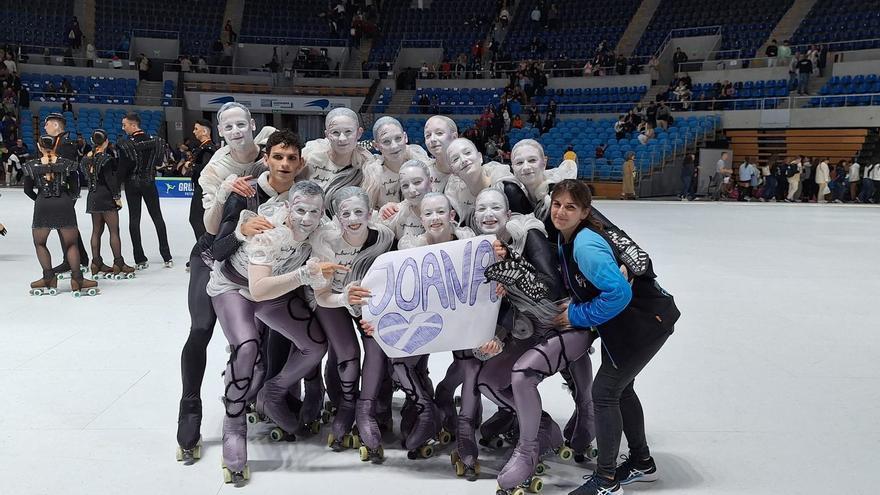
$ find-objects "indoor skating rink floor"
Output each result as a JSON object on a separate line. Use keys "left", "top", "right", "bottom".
{"left": 0, "top": 192, "right": 877, "bottom": 495}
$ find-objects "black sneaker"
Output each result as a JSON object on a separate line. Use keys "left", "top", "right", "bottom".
{"left": 568, "top": 473, "right": 623, "bottom": 495}
{"left": 615, "top": 455, "right": 658, "bottom": 485}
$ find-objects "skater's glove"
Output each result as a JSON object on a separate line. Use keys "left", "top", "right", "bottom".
{"left": 216, "top": 173, "right": 240, "bottom": 205}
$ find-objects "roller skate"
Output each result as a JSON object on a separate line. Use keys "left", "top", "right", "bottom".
{"left": 451, "top": 413, "right": 480, "bottom": 480}
{"left": 90, "top": 258, "right": 114, "bottom": 279}
{"left": 176, "top": 398, "right": 202, "bottom": 465}
{"left": 399, "top": 397, "right": 419, "bottom": 439}
{"left": 253, "top": 387, "right": 298, "bottom": 443}
{"left": 404, "top": 402, "right": 442, "bottom": 460}
{"left": 435, "top": 382, "right": 458, "bottom": 444}
{"left": 534, "top": 412, "right": 574, "bottom": 477}
{"left": 70, "top": 276, "right": 100, "bottom": 297}
{"left": 297, "top": 375, "right": 324, "bottom": 435}
{"left": 327, "top": 402, "right": 358, "bottom": 452}
{"left": 221, "top": 415, "right": 250, "bottom": 487}
{"left": 496, "top": 439, "right": 543, "bottom": 495}
{"left": 112, "top": 257, "right": 136, "bottom": 279}
{"left": 564, "top": 402, "right": 597, "bottom": 463}
{"left": 29, "top": 271, "right": 58, "bottom": 296}
{"left": 54, "top": 261, "right": 88, "bottom": 280}
{"left": 163, "top": 260, "right": 174, "bottom": 268}
{"left": 134, "top": 260, "right": 149, "bottom": 270}
{"left": 356, "top": 399, "right": 385, "bottom": 464}
{"left": 479, "top": 409, "right": 516, "bottom": 449}
{"left": 321, "top": 400, "right": 337, "bottom": 425}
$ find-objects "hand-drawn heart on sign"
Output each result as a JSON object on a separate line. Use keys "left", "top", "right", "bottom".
{"left": 376, "top": 312, "right": 443, "bottom": 353}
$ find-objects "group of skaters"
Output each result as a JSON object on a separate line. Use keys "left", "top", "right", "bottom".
{"left": 22, "top": 111, "right": 185, "bottom": 296}
{"left": 173, "top": 102, "right": 679, "bottom": 495}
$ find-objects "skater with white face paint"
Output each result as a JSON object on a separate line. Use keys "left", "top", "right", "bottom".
{"left": 309, "top": 187, "right": 394, "bottom": 454}
{"left": 365, "top": 192, "right": 474, "bottom": 459}
{"left": 509, "top": 138, "right": 577, "bottom": 235}
{"left": 302, "top": 108, "right": 372, "bottom": 209}
{"left": 177, "top": 102, "right": 278, "bottom": 466}
{"left": 443, "top": 137, "right": 521, "bottom": 229}
{"left": 383, "top": 159, "right": 435, "bottom": 240}
{"left": 454, "top": 188, "right": 580, "bottom": 479}
{"left": 363, "top": 117, "right": 430, "bottom": 207}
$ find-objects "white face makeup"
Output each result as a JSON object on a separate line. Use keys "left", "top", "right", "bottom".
{"left": 217, "top": 107, "right": 256, "bottom": 150}
{"left": 446, "top": 140, "right": 483, "bottom": 183}
{"left": 399, "top": 165, "right": 432, "bottom": 204}
{"left": 375, "top": 123, "right": 408, "bottom": 166}
{"left": 424, "top": 118, "right": 456, "bottom": 159}
{"left": 337, "top": 196, "right": 370, "bottom": 238}
{"left": 288, "top": 193, "right": 324, "bottom": 240}
{"left": 419, "top": 195, "right": 454, "bottom": 239}
{"left": 474, "top": 189, "right": 511, "bottom": 235}
{"left": 511, "top": 144, "right": 546, "bottom": 188}
{"left": 325, "top": 116, "right": 362, "bottom": 156}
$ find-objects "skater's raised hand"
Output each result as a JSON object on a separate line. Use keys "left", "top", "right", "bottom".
{"left": 347, "top": 285, "right": 371, "bottom": 306}
{"left": 231, "top": 175, "right": 256, "bottom": 198}
{"left": 379, "top": 202, "right": 400, "bottom": 220}
{"left": 360, "top": 319, "right": 376, "bottom": 336}
{"left": 240, "top": 215, "right": 274, "bottom": 237}
{"left": 477, "top": 338, "right": 501, "bottom": 356}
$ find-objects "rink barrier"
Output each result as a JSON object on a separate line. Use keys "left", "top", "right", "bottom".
{"left": 156, "top": 177, "right": 194, "bottom": 198}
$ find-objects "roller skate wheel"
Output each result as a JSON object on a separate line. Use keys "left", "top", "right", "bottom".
{"left": 269, "top": 427, "right": 285, "bottom": 442}
{"left": 588, "top": 446, "right": 599, "bottom": 458}
{"left": 535, "top": 462, "right": 547, "bottom": 475}
{"left": 193, "top": 443, "right": 202, "bottom": 460}
{"left": 529, "top": 477, "right": 543, "bottom": 493}
{"left": 309, "top": 421, "right": 321, "bottom": 434}
{"left": 73, "top": 291, "right": 82, "bottom": 298}
{"left": 321, "top": 411, "right": 331, "bottom": 424}
{"left": 450, "top": 450, "right": 460, "bottom": 465}
{"left": 454, "top": 460, "right": 466, "bottom": 476}
{"left": 222, "top": 467, "right": 232, "bottom": 483}
{"left": 474, "top": 461, "right": 481, "bottom": 475}
{"left": 558, "top": 445, "right": 574, "bottom": 461}
{"left": 359, "top": 445, "right": 370, "bottom": 461}
{"left": 326, "top": 433, "right": 336, "bottom": 448}
{"left": 87, "top": 288, "right": 98, "bottom": 296}
{"left": 246, "top": 412, "right": 260, "bottom": 425}
{"left": 407, "top": 449, "right": 417, "bottom": 460}
{"left": 438, "top": 429, "right": 452, "bottom": 445}
{"left": 126, "top": 273, "right": 135, "bottom": 279}
{"left": 49, "top": 288, "right": 57, "bottom": 295}
{"left": 419, "top": 444, "right": 434, "bottom": 458}
{"left": 175, "top": 446, "right": 184, "bottom": 462}
{"left": 352, "top": 434, "right": 361, "bottom": 449}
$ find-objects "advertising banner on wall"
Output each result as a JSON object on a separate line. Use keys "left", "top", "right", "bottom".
{"left": 156, "top": 177, "right": 194, "bottom": 198}
{"left": 195, "top": 93, "right": 353, "bottom": 113}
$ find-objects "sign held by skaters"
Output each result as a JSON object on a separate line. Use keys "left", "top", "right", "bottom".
{"left": 360, "top": 235, "right": 501, "bottom": 358}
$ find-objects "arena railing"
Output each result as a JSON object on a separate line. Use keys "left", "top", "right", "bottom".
{"left": 166, "top": 62, "right": 374, "bottom": 80}
{"left": 31, "top": 94, "right": 182, "bottom": 107}
{"left": 236, "top": 35, "right": 349, "bottom": 47}
{"left": 129, "top": 29, "right": 180, "bottom": 40}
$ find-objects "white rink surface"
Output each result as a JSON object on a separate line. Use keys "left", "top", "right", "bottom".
{"left": 0, "top": 190, "right": 877, "bottom": 495}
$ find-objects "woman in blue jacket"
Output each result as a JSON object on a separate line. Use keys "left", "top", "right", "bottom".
{"left": 496, "top": 179, "right": 678, "bottom": 495}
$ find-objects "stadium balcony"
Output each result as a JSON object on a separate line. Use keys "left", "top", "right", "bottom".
{"left": 94, "top": 0, "right": 225, "bottom": 56}
{"left": 21, "top": 73, "right": 138, "bottom": 105}
{"left": 634, "top": 0, "right": 793, "bottom": 59}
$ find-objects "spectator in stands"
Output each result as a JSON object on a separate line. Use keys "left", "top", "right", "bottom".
{"left": 817, "top": 44, "right": 829, "bottom": 77}
{"left": 674, "top": 80, "right": 692, "bottom": 110}
{"left": 614, "top": 114, "right": 627, "bottom": 140}
{"left": 85, "top": 41, "right": 96, "bottom": 68}
{"left": 673, "top": 47, "right": 688, "bottom": 73}
{"left": 622, "top": 151, "right": 636, "bottom": 199}
{"left": 797, "top": 51, "right": 816, "bottom": 92}
{"left": 800, "top": 156, "right": 814, "bottom": 202}
{"left": 807, "top": 45, "right": 819, "bottom": 76}
{"left": 656, "top": 101, "right": 672, "bottom": 130}
{"left": 777, "top": 40, "right": 792, "bottom": 66}
{"left": 18, "top": 84, "right": 29, "bottom": 109}
{"left": 759, "top": 155, "right": 776, "bottom": 202}
{"left": 766, "top": 40, "right": 778, "bottom": 67}
{"left": 430, "top": 95, "right": 440, "bottom": 114}
{"left": 788, "top": 54, "right": 799, "bottom": 91}
{"left": 530, "top": 5, "right": 541, "bottom": 24}
{"left": 849, "top": 159, "right": 861, "bottom": 202}
{"left": 223, "top": 20, "right": 238, "bottom": 44}
{"left": 861, "top": 162, "right": 880, "bottom": 203}
{"left": 645, "top": 101, "right": 658, "bottom": 128}
{"left": 62, "top": 99, "right": 73, "bottom": 113}
{"left": 616, "top": 55, "right": 627, "bottom": 76}
{"left": 541, "top": 113, "right": 555, "bottom": 134}
{"left": 60, "top": 79, "right": 73, "bottom": 98}
{"left": 419, "top": 62, "right": 429, "bottom": 79}
{"left": 785, "top": 156, "right": 802, "bottom": 202}
{"left": 562, "top": 144, "right": 577, "bottom": 163}
{"left": 67, "top": 17, "right": 83, "bottom": 50}
{"left": 197, "top": 56, "right": 208, "bottom": 73}
{"left": 3, "top": 53, "right": 16, "bottom": 76}
{"left": 137, "top": 53, "right": 151, "bottom": 80}
{"left": 512, "top": 114, "right": 525, "bottom": 129}
{"left": 637, "top": 122, "right": 655, "bottom": 145}
{"left": 75, "top": 136, "right": 91, "bottom": 162}
{"left": 647, "top": 56, "right": 660, "bottom": 85}
{"left": 499, "top": 6, "right": 510, "bottom": 27}
{"left": 179, "top": 56, "right": 192, "bottom": 73}
{"left": 527, "top": 104, "right": 540, "bottom": 127}
{"left": 418, "top": 93, "right": 430, "bottom": 114}
{"left": 711, "top": 152, "right": 733, "bottom": 201}
{"left": 814, "top": 158, "right": 830, "bottom": 203}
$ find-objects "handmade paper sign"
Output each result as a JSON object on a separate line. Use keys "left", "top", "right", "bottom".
{"left": 360, "top": 235, "right": 501, "bottom": 358}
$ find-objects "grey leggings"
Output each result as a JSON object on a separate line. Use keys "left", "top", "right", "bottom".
{"left": 213, "top": 291, "right": 328, "bottom": 417}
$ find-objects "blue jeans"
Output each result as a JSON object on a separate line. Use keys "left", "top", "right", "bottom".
{"left": 762, "top": 176, "right": 777, "bottom": 199}
{"left": 859, "top": 178, "right": 875, "bottom": 202}
{"left": 798, "top": 73, "right": 810, "bottom": 94}
{"left": 680, "top": 174, "right": 692, "bottom": 198}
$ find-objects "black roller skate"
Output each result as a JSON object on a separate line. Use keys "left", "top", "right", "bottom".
{"left": 176, "top": 398, "right": 202, "bottom": 465}
{"left": 479, "top": 409, "right": 516, "bottom": 449}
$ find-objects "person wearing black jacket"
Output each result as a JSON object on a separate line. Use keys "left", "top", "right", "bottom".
{"left": 80, "top": 129, "right": 134, "bottom": 279}
{"left": 42, "top": 113, "right": 90, "bottom": 276}
{"left": 680, "top": 153, "right": 696, "bottom": 200}
{"left": 188, "top": 120, "right": 217, "bottom": 242}
{"left": 116, "top": 112, "right": 172, "bottom": 268}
